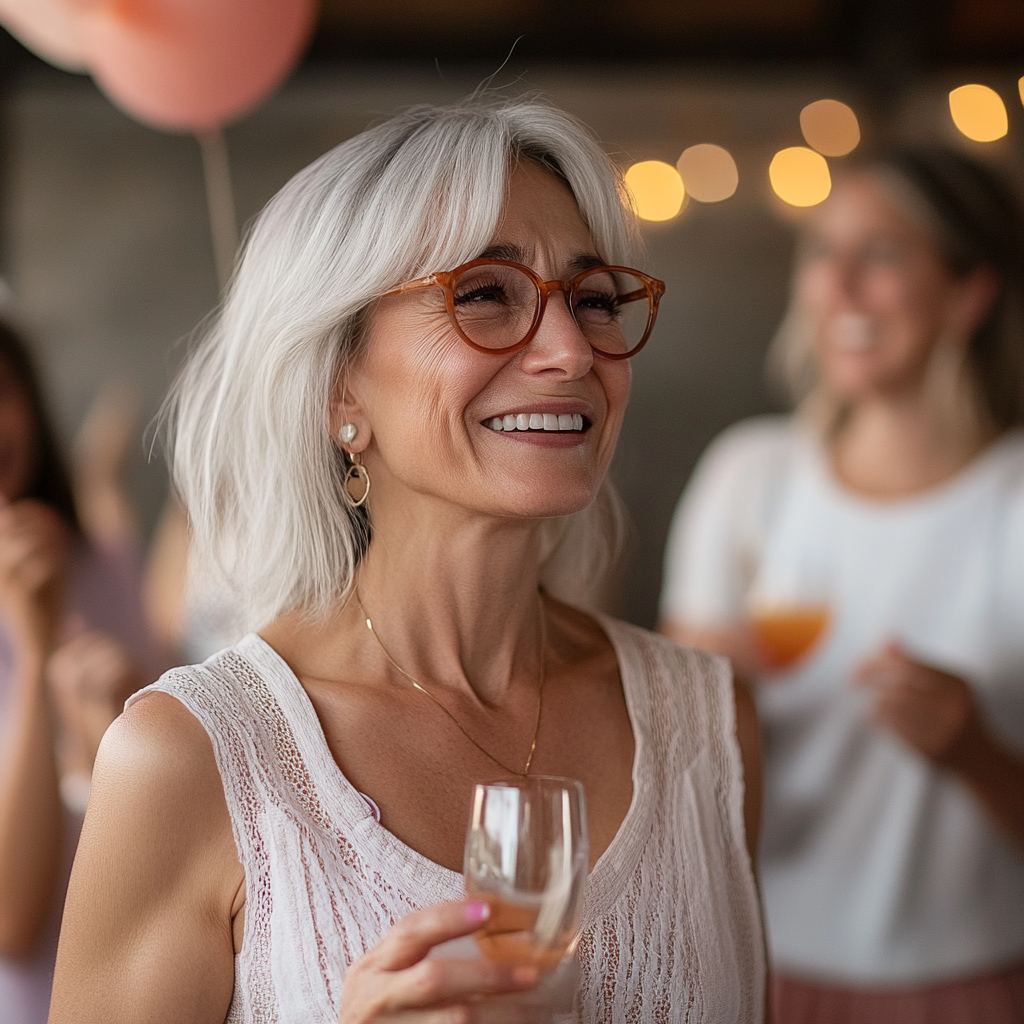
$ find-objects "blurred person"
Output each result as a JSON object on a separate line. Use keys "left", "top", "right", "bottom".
{"left": 0, "top": 319, "right": 161, "bottom": 1024}
{"left": 51, "top": 98, "right": 767, "bottom": 1023}
{"left": 661, "top": 147, "right": 1024, "bottom": 1022}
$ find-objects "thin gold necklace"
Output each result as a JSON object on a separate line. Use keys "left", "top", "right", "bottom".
{"left": 357, "top": 589, "right": 546, "bottom": 777}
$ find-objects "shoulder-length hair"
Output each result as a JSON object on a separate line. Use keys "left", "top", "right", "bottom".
{"left": 0, "top": 318, "right": 79, "bottom": 528}
{"left": 768, "top": 146, "right": 1024, "bottom": 433}
{"left": 166, "top": 97, "right": 640, "bottom": 629}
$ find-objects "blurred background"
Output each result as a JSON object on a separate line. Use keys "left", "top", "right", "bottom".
{"left": 1, "top": 0, "right": 1022, "bottom": 629}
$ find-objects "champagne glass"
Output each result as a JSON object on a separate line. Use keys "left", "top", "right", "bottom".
{"left": 464, "top": 776, "right": 588, "bottom": 973}
{"left": 747, "top": 553, "right": 832, "bottom": 670}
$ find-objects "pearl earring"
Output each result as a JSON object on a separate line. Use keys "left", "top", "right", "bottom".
{"left": 339, "top": 423, "right": 357, "bottom": 444}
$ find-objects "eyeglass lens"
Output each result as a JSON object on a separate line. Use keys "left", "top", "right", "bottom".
{"left": 451, "top": 264, "right": 652, "bottom": 355}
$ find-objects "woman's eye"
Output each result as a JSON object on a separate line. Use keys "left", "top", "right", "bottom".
{"left": 453, "top": 283, "right": 509, "bottom": 306}
{"left": 575, "top": 292, "right": 619, "bottom": 317}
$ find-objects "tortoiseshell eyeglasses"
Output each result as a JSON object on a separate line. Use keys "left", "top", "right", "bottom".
{"left": 385, "top": 258, "right": 665, "bottom": 360}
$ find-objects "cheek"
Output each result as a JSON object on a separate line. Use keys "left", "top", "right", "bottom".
{"left": 795, "top": 264, "right": 833, "bottom": 313}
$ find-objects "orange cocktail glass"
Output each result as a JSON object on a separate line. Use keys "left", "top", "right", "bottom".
{"left": 749, "top": 605, "right": 831, "bottom": 670}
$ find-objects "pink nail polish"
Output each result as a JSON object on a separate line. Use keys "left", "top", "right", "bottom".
{"left": 465, "top": 900, "right": 490, "bottom": 924}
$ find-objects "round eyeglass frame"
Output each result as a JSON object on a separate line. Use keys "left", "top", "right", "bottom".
{"left": 384, "top": 258, "right": 666, "bottom": 360}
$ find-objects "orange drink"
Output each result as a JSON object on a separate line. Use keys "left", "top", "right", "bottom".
{"left": 470, "top": 893, "right": 571, "bottom": 971}
{"left": 750, "top": 605, "right": 830, "bottom": 669}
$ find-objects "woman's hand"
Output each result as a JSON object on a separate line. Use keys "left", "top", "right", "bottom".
{"left": 0, "top": 498, "right": 68, "bottom": 656}
{"left": 340, "top": 900, "right": 539, "bottom": 1024}
{"left": 856, "top": 642, "right": 1024, "bottom": 848}
{"left": 47, "top": 629, "right": 143, "bottom": 770}
{"left": 855, "top": 642, "right": 974, "bottom": 762}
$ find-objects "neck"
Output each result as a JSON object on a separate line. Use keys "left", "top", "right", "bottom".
{"left": 831, "top": 368, "right": 996, "bottom": 498}
{"left": 352, "top": 495, "right": 546, "bottom": 707}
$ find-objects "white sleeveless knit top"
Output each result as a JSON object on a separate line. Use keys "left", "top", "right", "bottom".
{"left": 129, "top": 616, "right": 765, "bottom": 1023}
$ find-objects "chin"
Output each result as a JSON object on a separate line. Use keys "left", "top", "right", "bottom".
{"left": 487, "top": 479, "right": 600, "bottom": 521}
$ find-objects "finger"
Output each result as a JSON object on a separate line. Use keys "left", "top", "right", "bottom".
{"left": 384, "top": 959, "right": 538, "bottom": 1013}
{"left": 369, "top": 902, "right": 492, "bottom": 973}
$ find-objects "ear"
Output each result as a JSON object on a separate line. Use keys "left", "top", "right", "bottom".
{"left": 942, "top": 266, "right": 1000, "bottom": 346}
{"left": 328, "top": 369, "right": 371, "bottom": 454}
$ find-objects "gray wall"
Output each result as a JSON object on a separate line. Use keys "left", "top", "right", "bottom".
{"left": 2, "top": 66, "right": 1017, "bottom": 627}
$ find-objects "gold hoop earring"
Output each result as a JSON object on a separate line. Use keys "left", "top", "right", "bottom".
{"left": 344, "top": 452, "right": 371, "bottom": 508}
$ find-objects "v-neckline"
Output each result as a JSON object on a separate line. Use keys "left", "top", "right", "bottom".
{"left": 244, "top": 614, "right": 653, "bottom": 920}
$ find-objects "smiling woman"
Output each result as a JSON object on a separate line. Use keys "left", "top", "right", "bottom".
{"left": 661, "top": 148, "right": 1024, "bottom": 1023}
{"left": 49, "top": 98, "right": 766, "bottom": 1024}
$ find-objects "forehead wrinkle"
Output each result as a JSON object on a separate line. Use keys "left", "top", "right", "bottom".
{"left": 476, "top": 244, "right": 605, "bottom": 277}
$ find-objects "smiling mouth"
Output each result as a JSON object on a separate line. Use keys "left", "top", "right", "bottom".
{"left": 485, "top": 412, "right": 588, "bottom": 433}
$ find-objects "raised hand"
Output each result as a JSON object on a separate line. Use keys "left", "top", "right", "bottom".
{"left": 47, "top": 629, "right": 143, "bottom": 771}
{"left": 0, "top": 498, "right": 68, "bottom": 656}
{"left": 855, "top": 642, "right": 975, "bottom": 763}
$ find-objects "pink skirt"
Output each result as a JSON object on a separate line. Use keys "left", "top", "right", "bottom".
{"left": 773, "top": 960, "right": 1024, "bottom": 1024}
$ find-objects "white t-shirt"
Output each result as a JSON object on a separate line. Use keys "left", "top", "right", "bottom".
{"left": 661, "top": 416, "right": 1024, "bottom": 986}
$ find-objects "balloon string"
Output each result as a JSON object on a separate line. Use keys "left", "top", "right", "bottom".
{"left": 197, "top": 128, "right": 239, "bottom": 291}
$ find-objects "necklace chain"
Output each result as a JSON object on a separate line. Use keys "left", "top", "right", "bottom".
{"left": 357, "top": 589, "right": 546, "bottom": 777}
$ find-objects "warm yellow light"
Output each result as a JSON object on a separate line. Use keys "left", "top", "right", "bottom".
{"left": 800, "top": 99, "right": 860, "bottom": 157}
{"left": 1019, "top": 76, "right": 1023, "bottom": 110}
{"left": 676, "top": 144, "right": 738, "bottom": 202}
{"left": 949, "top": 84, "right": 1007, "bottom": 142}
{"left": 769, "top": 147, "right": 831, "bottom": 207}
{"left": 625, "top": 160, "right": 685, "bottom": 221}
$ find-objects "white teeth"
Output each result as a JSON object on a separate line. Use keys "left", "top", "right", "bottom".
{"left": 830, "top": 313, "right": 878, "bottom": 351}
{"left": 485, "top": 412, "right": 587, "bottom": 432}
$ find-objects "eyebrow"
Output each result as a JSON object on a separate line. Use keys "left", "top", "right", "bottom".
{"left": 477, "top": 244, "right": 606, "bottom": 276}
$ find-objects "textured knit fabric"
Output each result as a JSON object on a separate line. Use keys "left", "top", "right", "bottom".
{"left": 661, "top": 416, "right": 1024, "bottom": 986}
{"left": 129, "top": 617, "right": 765, "bottom": 1024}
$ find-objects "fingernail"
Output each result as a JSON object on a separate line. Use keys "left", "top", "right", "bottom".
{"left": 513, "top": 966, "right": 539, "bottom": 986}
{"left": 465, "top": 901, "right": 490, "bottom": 924}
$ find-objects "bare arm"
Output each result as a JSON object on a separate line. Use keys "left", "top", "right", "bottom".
{"left": 0, "top": 648, "right": 62, "bottom": 957}
{"left": 49, "top": 691, "right": 243, "bottom": 1024}
{"left": 0, "top": 501, "right": 67, "bottom": 956}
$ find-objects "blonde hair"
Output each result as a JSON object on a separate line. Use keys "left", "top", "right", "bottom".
{"left": 166, "top": 97, "right": 640, "bottom": 629}
{"left": 769, "top": 146, "right": 1024, "bottom": 435}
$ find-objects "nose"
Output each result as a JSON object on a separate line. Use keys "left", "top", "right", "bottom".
{"left": 518, "top": 288, "right": 594, "bottom": 380}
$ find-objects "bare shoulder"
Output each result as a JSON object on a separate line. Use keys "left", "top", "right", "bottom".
{"left": 94, "top": 689, "right": 226, "bottom": 813}
{"left": 84, "top": 687, "right": 241, "bottom": 901}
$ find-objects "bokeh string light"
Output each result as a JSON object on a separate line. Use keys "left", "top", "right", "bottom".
{"left": 769, "top": 147, "right": 831, "bottom": 207}
{"left": 948, "top": 84, "right": 1008, "bottom": 142}
{"left": 676, "top": 144, "right": 738, "bottom": 203}
{"left": 624, "top": 160, "right": 686, "bottom": 222}
{"left": 799, "top": 99, "right": 860, "bottom": 157}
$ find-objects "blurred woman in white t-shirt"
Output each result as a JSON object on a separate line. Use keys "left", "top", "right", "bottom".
{"left": 661, "top": 147, "right": 1024, "bottom": 1023}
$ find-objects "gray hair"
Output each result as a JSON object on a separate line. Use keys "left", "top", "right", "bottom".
{"left": 166, "top": 97, "right": 640, "bottom": 629}
{"left": 768, "top": 146, "right": 1024, "bottom": 434}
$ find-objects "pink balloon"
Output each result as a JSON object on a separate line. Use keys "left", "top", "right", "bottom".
{"left": 0, "top": 0, "right": 89, "bottom": 71}
{"left": 82, "top": 0, "right": 317, "bottom": 132}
